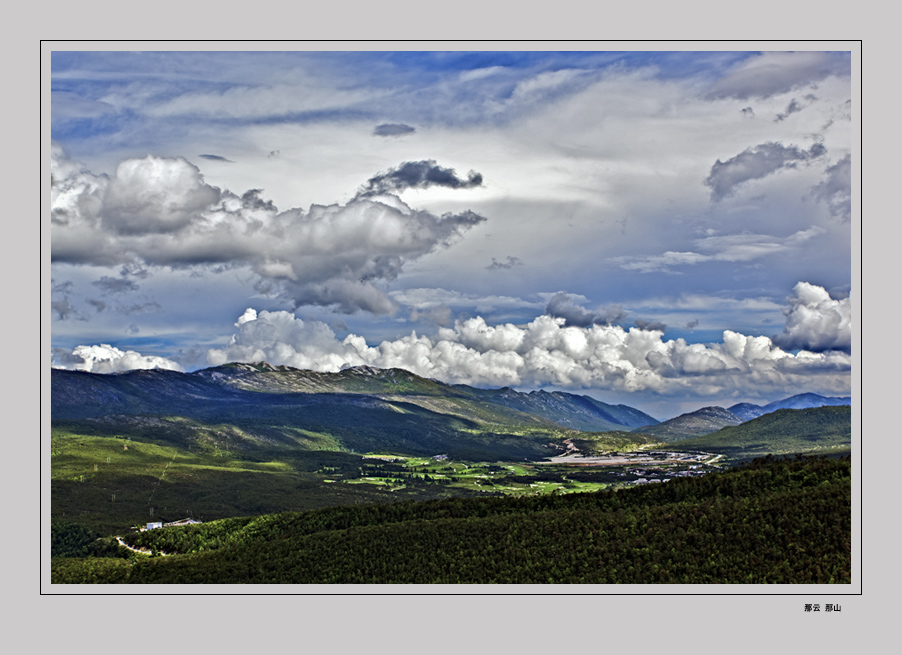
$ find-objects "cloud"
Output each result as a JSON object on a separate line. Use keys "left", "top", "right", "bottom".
{"left": 373, "top": 123, "right": 416, "bottom": 137}
{"left": 50, "top": 147, "right": 487, "bottom": 314}
{"left": 633, "top": 318, "right": 667, "bottom": 332}
{"left": 811, "top": 155, "right": 852, "bottom": 222}
{"left": 52, "top": 299, "right": 74, "bottom": 320}
{"left": 121, "top": 301, "right": 163, "bottom": 315}
{"left": 707, "top": 52, "right": 851, "bottom": 99}
{"left": 617, "top": 251, "right": 708, "bottom": 274}
{"left": 143, "top": 81, "right": 376, "bottom": 120}
{"left": 52, "top": 344, "right": 184, "bottom": 373}
{"left": 92, "top": 276, "right": 139, "bottom": 294}
{"left": 695, "top": 226, "right": 824, "bottom": 261}
{"left": 615, "top": 227, "right": 825, "bottom": 273}
{"left": 509, "top": 68, "right": 593, "bottom": 104}
{"left": 409, "top": 304, "right": 453, "bottom": 327}
{"left": 774, "top": 282, "right": 851, "bottom": 353}
{"left": 200, "top": 298, "right": 849, "bottom": 399}
{"left": 198, "top": 154, "right": 234, "bottom": 163}
{"left": 101, "top": 155, "right": 222, "bottom": 235}
{"left": 544, "top": 292, "right": 628, "bottom": 327}
{"left": 705, "top": 142, "right": 827, "bottom": 201}
{"left": 53, "top": 280, "right": 74, "bottom": 294}
{"left": 355, "top": 160, "right": 483, "bottom": 198}
{"left": 486, "top": 256, "right": 523, "bottom": 270}
{"left": 51, "top": 90, "right": 118, "bottom": 121}
{"left": 389, "top": 288, "right": 543, "bottom": 314}
{"left": 774, "top": 98, "right": 804, "bottom": 122}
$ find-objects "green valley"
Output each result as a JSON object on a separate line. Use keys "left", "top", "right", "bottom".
{"left": 49, "top": 364, "right": 853, "bottom": 584}
{"left": 51, "top": 455, "right": 851, "bottom": 584}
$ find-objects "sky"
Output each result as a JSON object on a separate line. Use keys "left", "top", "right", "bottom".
{"left": 47, "top": 48, "right": 855, "bottom": 419}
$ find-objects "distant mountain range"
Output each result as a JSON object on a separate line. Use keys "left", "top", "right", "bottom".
{"left": 670, "top": 405, "right": 852, "bottom": 458}
{"left": 635, "top": 393, "right": 852, "bottom": 442}
{"left": 52, "top": 362, "right": 658, "bottom": 433}
{"left": 635, "top": 406, "right": 743, "bottom": 441}
{"left": 52, "top": 363, "right": 668, "bottom": 460}
{"left": 728, "top": 393, "right": 851, "bottom": 421}
{"left": 51, "top": 363, "right": 851, "bottom": 437}
{"left": 50, "top": 363, "right": 853, "bottom": 539}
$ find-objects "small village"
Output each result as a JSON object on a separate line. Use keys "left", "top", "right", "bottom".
{"left": 139, "top": 518, "right": 202, "bottom": 532}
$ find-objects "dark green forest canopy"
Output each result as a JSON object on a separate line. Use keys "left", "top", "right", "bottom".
{"left": 52, "top": 455, "right": 852, "bottom": 585}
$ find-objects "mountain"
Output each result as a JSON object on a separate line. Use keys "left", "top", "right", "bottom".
{"left": 470, "top": 387, "right": 657, "bottom": 432}
{"left": 669, "top": 405, "right": 852, "bottom": 459}
{"left": 727, "top": 403, "right": 768, "bottom": 422}
{"left": 632, "top": 393, "right": 854, "bottom": 442}
{"left": 50, "top": 363, "right": 659, "bottom": 458}
{"left": 632, "top": 406, "right": 743, "bottom": 442}
{"left": 193, "top": 363, "right": 659, "bottom": 430}
{"left": 728, "top": 393, "right": 851, "bottom": 421}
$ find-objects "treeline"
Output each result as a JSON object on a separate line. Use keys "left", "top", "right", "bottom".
{"left": 51, "top": 455, "right": 851, "bottom": 584}
{"left": 51, "top": 521, "right": 132, "bottom": 559}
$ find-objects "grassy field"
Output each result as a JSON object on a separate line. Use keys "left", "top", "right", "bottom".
{"left": 51, "top": 426, "right": 467, "bottom": 534}
{"left": 51, "top": 407, "right": 848, "bottom": 536}
{"left": 50, "top": 422, "right": 705, "bottom": 535}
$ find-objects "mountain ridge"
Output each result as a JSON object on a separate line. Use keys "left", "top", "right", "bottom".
{"left": 728, "top": 393, "right": 851, "bottom": 421}
{"left": 632, "top": 405, "right": 743, "bottom": 442}
{"left": 670, "top": 405, "right": 852, "bottom": 458}
{"left": 51, "top": 363, "right": 659, "bottom": 435}
{"left": 51, "top": 362, "right": 852, "bottom": 430}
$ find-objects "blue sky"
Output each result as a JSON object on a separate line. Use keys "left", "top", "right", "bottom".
{"left": 49, "top": 48, "right": 854, "bottom": 417}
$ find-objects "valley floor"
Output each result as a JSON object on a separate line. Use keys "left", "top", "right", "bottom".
{"left": 50, "top": 455, "right": 852, "bottom": 585}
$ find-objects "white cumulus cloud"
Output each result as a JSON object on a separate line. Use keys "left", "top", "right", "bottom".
{"left": 203, "top": 287, "right": 851, "bottom": 400}
{"left": 53, "top": 344, "right": 184, "bottom": 373}
{"left": 50, "top": 147, "right": 487, "bottom": 314}
{"left": 775, "top": 282, "right": 852, "bottom": 353}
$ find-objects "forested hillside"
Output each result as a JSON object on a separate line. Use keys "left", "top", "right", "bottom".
{"left": 51, "top": 455, "right": 851, "bottom": 584}
{"left": 670, "top": 406, "right": 852, "bottom": 458}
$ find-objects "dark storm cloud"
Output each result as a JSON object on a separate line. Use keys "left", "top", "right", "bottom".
{"left": 373, "top": 123, "right": 416, "bottom": 137}
{"left": 356, "top": 160, "right": 483, "bottom": 198}
{"left": 198, "top": 154, "right": 234, "bottom": 163}
{"left": 545, "top": 292, "right": 629, "bottom": 328}
{"left": 705, "top": 142, "right": 827, "bottom": 201}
